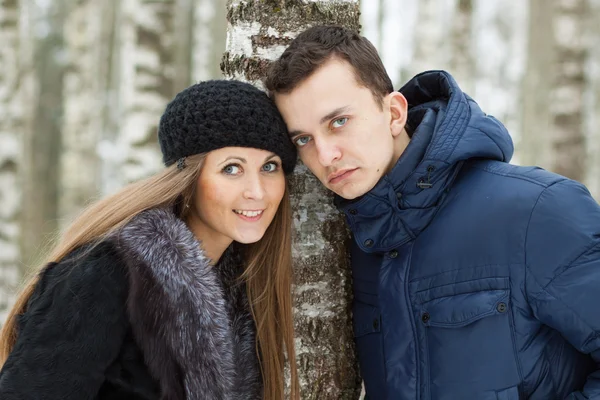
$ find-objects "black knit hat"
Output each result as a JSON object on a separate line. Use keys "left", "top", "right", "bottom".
{"left": 158, "top": 80, "right": 297, "bottom": 174}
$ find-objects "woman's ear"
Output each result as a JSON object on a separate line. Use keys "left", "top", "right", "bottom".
{"left": 388, "top": 92, "right": 409, "bottom": 138}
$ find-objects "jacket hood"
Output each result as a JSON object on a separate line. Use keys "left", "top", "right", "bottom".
{"left": 402, "top": 70, "right": 513, "bottom": 166}
{"left": 336, "top": 70, "right": 514, "bottom": 253}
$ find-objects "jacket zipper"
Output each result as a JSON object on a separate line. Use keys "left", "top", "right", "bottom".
{"left": 402, "top": 242, "right": 421, "bottom": 400}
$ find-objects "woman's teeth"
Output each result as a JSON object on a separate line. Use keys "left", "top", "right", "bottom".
{"left": 234, "top": 210, "right": 263, "bottom": 217}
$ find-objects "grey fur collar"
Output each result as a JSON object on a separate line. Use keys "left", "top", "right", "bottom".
{"left": 113, "top": 208, "right": 262, "bottom": 400}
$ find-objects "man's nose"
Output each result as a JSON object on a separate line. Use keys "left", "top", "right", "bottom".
{"left": 315, "top": 137, "right": 342, "bottom": 167}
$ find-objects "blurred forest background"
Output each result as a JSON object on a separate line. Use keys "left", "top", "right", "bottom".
{"left": 1, "top": 0, "right": 600, "bottom": 395}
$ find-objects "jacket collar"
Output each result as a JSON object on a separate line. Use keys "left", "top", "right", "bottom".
{"left": 335, "top": 107, "right": 462, "bottom": 253}
{"left": 113, "top": 208, "right": 261, "bottom": 400}
{"left": 335, "top": 71, "right": 513, "bottom": 253}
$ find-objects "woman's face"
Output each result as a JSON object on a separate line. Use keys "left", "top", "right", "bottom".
{"left": 187, "top": 147, "right": 286, "bottom": 254}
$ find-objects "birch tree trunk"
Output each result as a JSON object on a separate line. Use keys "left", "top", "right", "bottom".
{"left": 520, "top": 0, "right": 555, "bottom": 170}
{"left": 587, "top": 0, "right": 600, "bottom": 198}
{"left": 97, "top": 0, "right": 124, "bottom": 196}
{"left": 0, "top": 0, "right": 25, "bottom": 321}
{"left": 409, "top": 0, "right": 440, "bottom": 76}
{"left": 521, "top": 0, "right": 589, "bottom": 179}
{"left": 114, "top": 0, "right": 177, "bottom": 185}
{"left": 20, "top": 1, "right": 64, "bottom": 269}
{"left": 224, "top": 1, "right": 361, "bottom": 398}
{"left": 377, "top": 0, "right": 385, "bottom": 53}
{"left": 449, "top": 0, "right": 475, "bottom": 95}
{"left": 472, "top": 0, "right": 528, "bottom": 164}
{"left": 191, "top": 0, "right": 227, "bottom": 82}
{"left": 172, "top": 0, "right": 194, "bottom": 92}
{"left": 61, "top": 0, "right": 118, "bottom": 223}
{"left": 551, "top": 0, "right": 588, "bottom": 181}
{"left": 407, "top": 0, "right": 454, "bottom": 78}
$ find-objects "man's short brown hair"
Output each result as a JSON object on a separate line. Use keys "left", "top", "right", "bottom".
{"left": 265, "top": 25, "right": 394, "bottom": 106}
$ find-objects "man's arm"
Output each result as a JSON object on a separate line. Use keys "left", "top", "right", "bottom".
{"left": 525, "top": 179, "right": 600, "bottom": 399}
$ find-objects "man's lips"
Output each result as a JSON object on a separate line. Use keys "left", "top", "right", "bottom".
{"left": 328, "top": 168, "right": 358, "bottom": 184}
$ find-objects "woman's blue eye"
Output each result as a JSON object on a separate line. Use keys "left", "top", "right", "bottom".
{"left": 332, "top": 117, "right": 348, "bottom": 128}
{"left": 294, "top": 136, "right": 311, "bottom": 147}
{"left": 223, "top": 164, "right": 241, "bottom": 175}
{"left": 262, "top": 162, "right": 279, "bottom": 172}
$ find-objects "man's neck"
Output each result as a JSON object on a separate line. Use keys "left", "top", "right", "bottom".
{"left": 385, "top": 128, "right": 411, "bottom": 175}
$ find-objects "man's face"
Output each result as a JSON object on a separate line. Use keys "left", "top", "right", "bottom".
{"left": 274, "top": 58, "right": 407, "bottom": 200}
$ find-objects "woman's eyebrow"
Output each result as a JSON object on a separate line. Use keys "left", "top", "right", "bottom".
{"left": 218, "top": 156, "right": 246, "bottom": 165}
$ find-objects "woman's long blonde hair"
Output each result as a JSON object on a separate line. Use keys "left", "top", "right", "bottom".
{"left": 0, "top": 154, "right": 299, "bottom": 400}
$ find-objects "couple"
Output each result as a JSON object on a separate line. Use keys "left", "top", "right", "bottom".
{"left": 1, "top": 25, "right": 599, "bottom": 400}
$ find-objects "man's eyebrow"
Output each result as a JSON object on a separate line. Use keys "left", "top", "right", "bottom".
{"left": 319, "top": 106, "right": 351, "bottom": 125}
{"left": 288, "top": 106, "right": 352, "bottom": 138}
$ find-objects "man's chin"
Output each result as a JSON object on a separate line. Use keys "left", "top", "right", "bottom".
{"left": 330, "top": 185, "right": 364, "bottom": 200}
{"left": 334, "top": 179, "right": 379, "bottom": 200}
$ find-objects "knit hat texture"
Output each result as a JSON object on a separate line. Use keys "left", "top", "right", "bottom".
{"left": 158, "top": 80, "right": 297, "bottom": 174}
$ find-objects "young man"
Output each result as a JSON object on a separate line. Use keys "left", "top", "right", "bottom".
{"left": 266, "top": 25, "right": 600, "bottom": 399}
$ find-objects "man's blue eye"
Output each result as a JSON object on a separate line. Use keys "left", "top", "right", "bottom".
{"left": 332, "top": 117, "right": 348, "bottom": 128}
{"left": 294, "top": 136, "right": 311, "bottom": 147}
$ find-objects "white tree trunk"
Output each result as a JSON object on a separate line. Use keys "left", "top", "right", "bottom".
{"left": 449, "top": 0, "right": 475, "bottom": 95}
{"left": 191, "top": 0, "right": 227, "bottom": 82}
{"left": 224, "top": 1, "right": 361, "bottom": 397}
{"left": 61, "top": 0, "right": 117, "bottom": 223}
{"left": 520, "top": 0, "right": 555, "bottom": 170}
{"left": 97, "top": 0, "right": 124, "bottom": 196}
{"left": 407, "top": 0, "right": 454, "bottom": 78}
{"left": 377, "top": 0, "right": 385, "bottom": 53}
{"left": 551, "top": 0, "right": 588, "bottom": 181}
{"left": 361, "top": 0, "right": 415, "bottom": 87}
{"left": 0, "top": 0, "right": 24, "bottom": 322}
{"left": 172, "top": 0, "right": 194, "bottom": 92}
{"left": 114, "top": 0, "right": 176, "bottom": 185}
{"left": 472, "top": 0, "right": 528, "bottom": 164}
{"left": 521, "top": 0, "right": 589, "bottom": 180}
{"left": 587, "top": 0, "right": 600, "bottom": 198}
{"left": 20, "top": 0, "right": 65, "bottom": 273}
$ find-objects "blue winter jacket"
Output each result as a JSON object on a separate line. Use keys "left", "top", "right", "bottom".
{"left": 336, "top": 71, "right": 600, "bottom": 399}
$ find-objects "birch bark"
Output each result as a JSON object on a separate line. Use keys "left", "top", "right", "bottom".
{"left": 225, "top": 1, "right": 362, "bottom": 397}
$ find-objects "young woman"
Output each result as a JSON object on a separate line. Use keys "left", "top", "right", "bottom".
{"left": 0, "top": 80, "right": 299, "bottom": 400}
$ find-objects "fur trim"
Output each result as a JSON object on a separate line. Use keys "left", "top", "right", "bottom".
{"left": 113, "top": 208, "right": 261, "bottom": 400}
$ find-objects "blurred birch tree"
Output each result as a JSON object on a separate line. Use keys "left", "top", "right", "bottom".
{"left": 20, "top": 1, "right": 64, "bottom": 275}
{"left": 0, "top": 0, "right": 25, "bottom": 321}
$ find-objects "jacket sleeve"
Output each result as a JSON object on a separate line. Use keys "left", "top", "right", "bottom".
{"left": 0, "top": 242, "right": 129, "bottom": 400}
{"left": 525, "top": 179, "right": 600, "bottom": 399}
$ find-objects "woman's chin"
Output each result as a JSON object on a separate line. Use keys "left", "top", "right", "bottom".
{"left": 232, "top": 230, "right": 267, "bottom": 244}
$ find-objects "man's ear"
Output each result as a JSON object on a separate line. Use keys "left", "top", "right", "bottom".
{"left": 387, "top": 92, "right": 408, "bottom": 138}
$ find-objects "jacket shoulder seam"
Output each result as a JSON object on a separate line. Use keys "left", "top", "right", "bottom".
{"left": 523, "top": 180, "right": 566, "bottom": 307}
{"left": 525, "top": 262, "right": 600, "bottom": 346}
{"left": 468, "top": 163, "right": 559, "bottom": 188}
{"left": 524, "top": 179, "right": 597, "bottom": 286}
{"left": 541, "top": 241, "right": 600, "bottom": 290}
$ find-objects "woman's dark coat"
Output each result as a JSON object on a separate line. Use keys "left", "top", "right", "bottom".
{"left": 0, "top": 208, "right": 262, "bottom": 400}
